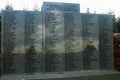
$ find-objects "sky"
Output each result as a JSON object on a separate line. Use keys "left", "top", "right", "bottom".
{"left": 0, "top": 0, "right": 120, "bottom": 17}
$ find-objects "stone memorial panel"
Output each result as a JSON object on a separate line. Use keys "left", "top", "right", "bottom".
{"left": 98, "top": 15, "right": 114, "bottom": 69}
{"left": 82, "top": 14, "right": 99, "bottom": 70}
{"left": 43, "top": 12, "right": 65, "bottom": 72}
{"left": 64, "top": 12, "right": 83, "bottom": 71}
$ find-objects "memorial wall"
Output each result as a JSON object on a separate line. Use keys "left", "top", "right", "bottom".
{"left": 1, "top": 10, "right": 114, "bottom": 75}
